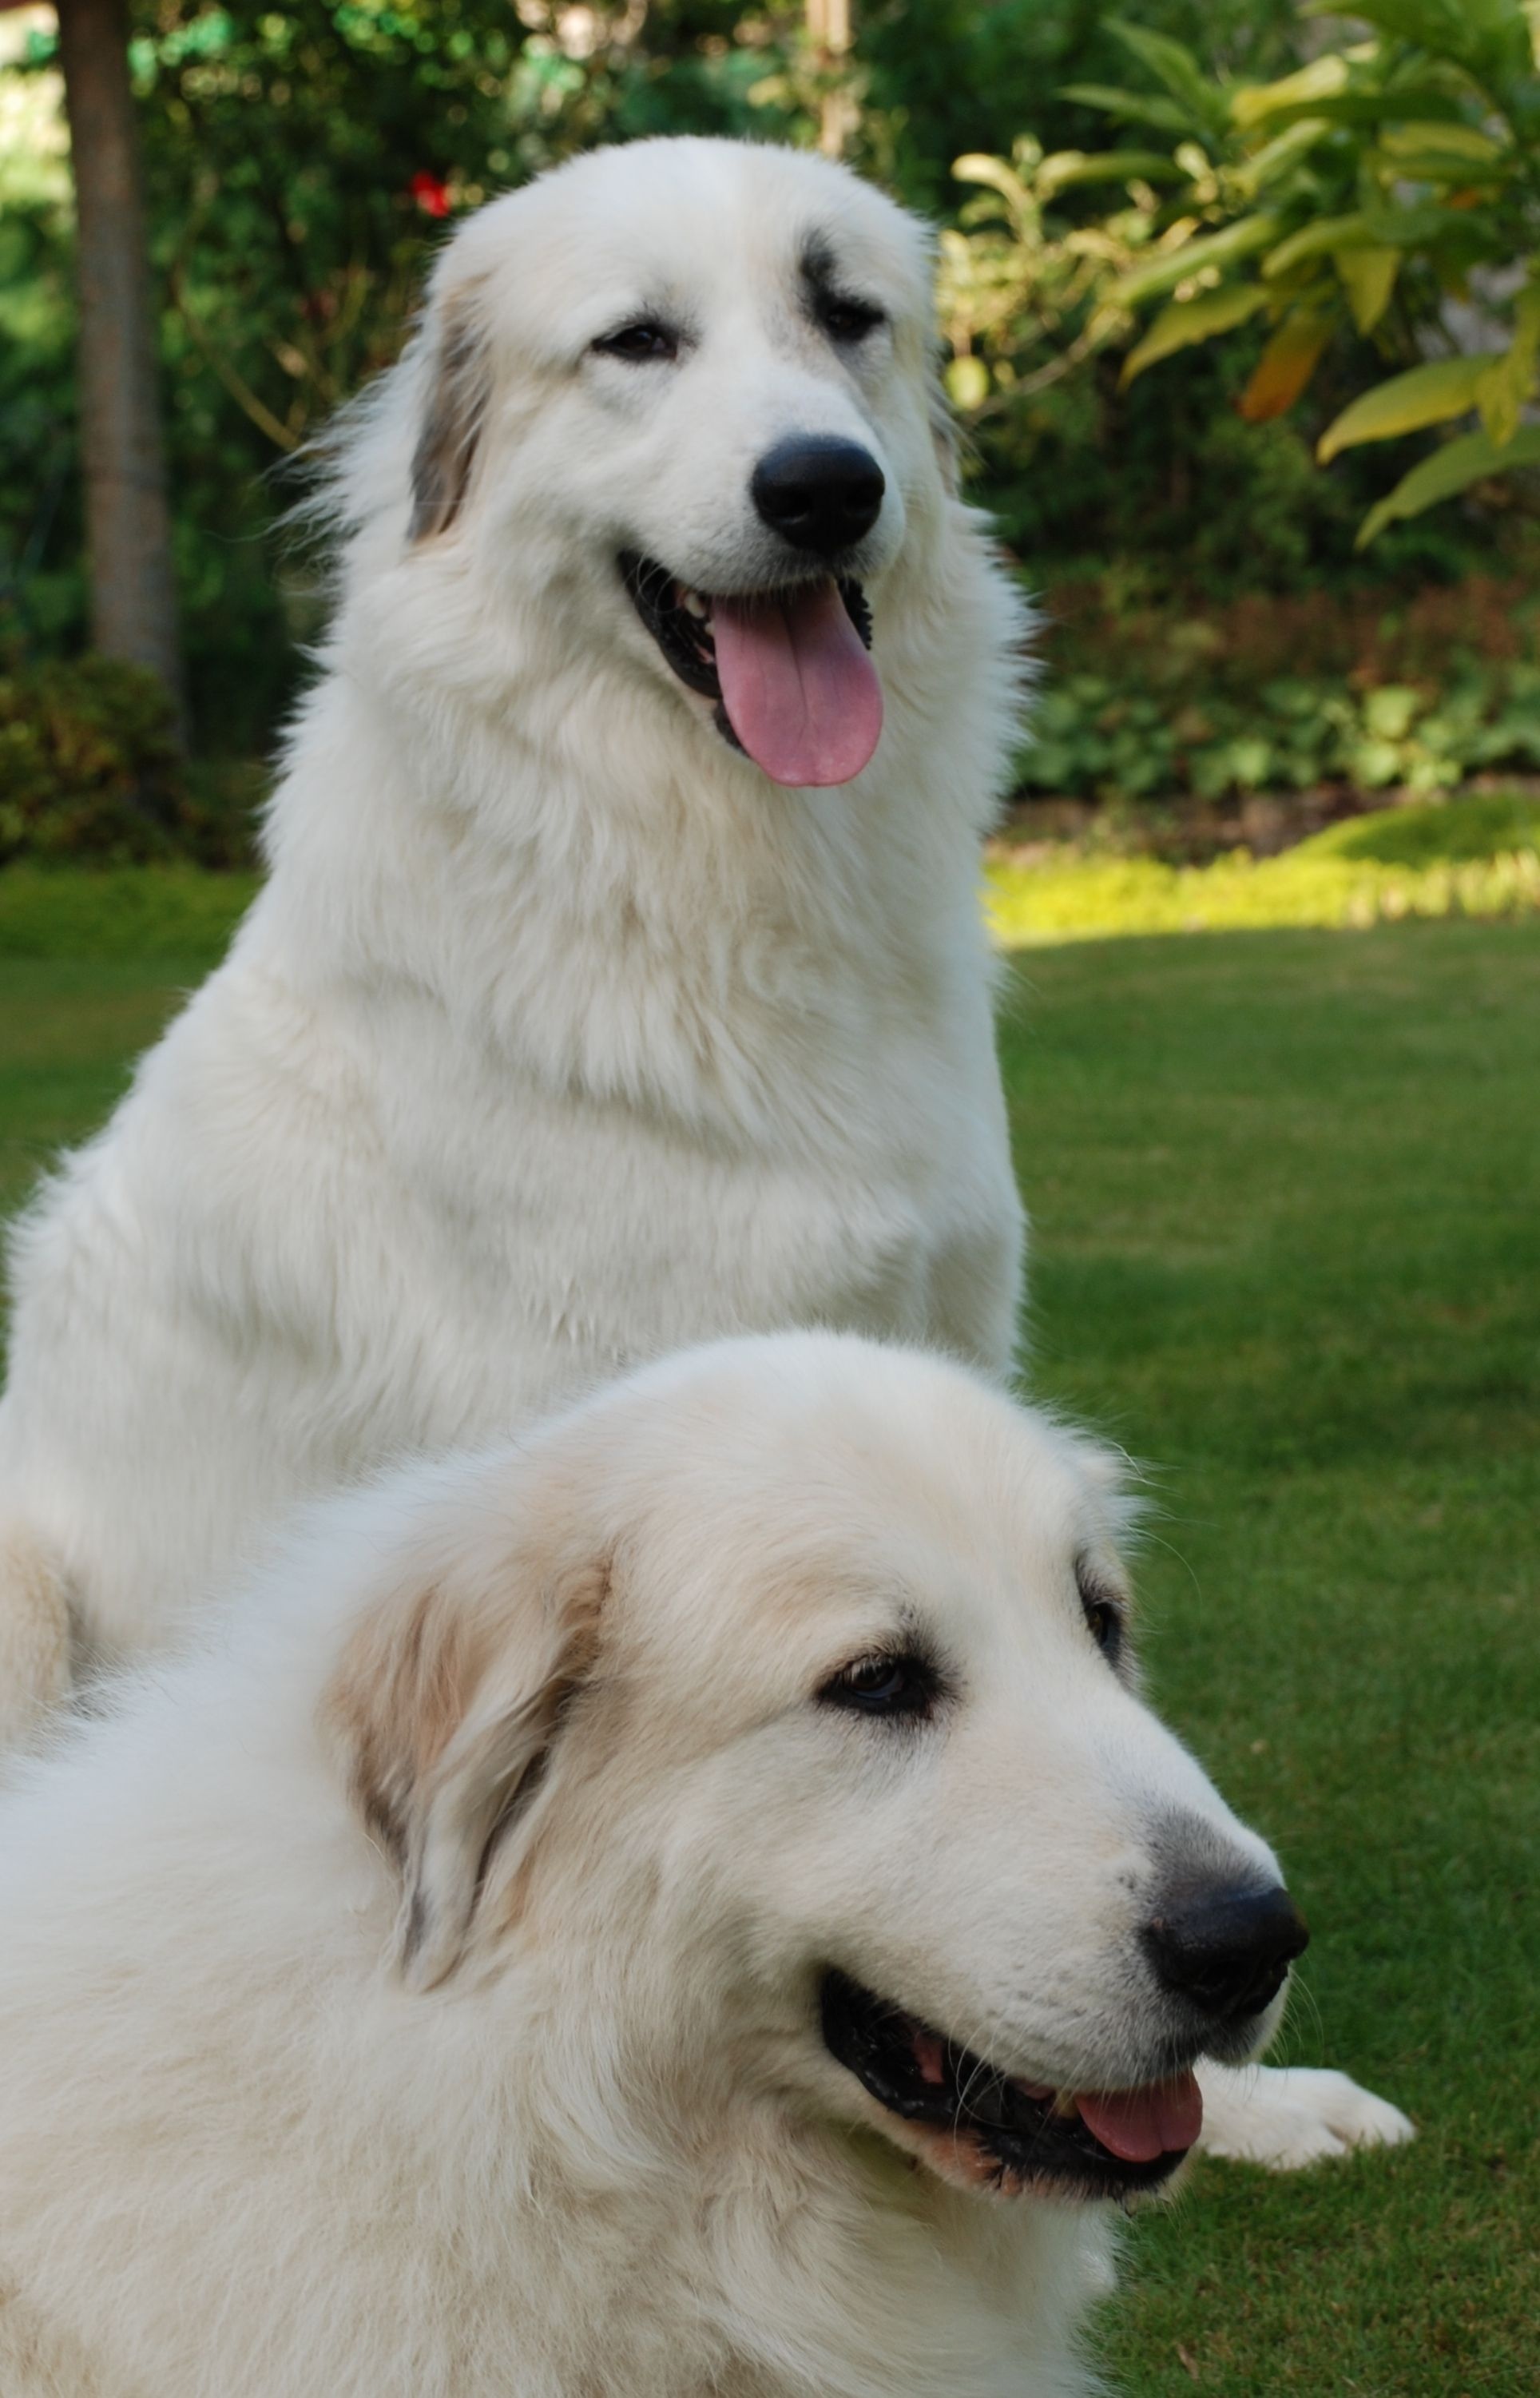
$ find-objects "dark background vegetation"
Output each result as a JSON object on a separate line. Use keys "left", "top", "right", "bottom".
{"left": 3, "top": 0, "right": 1538, "bottom": 771}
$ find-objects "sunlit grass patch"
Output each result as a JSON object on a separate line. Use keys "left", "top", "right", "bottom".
{"left": 986, "top": 793, "right": 1540, "bottom": 949}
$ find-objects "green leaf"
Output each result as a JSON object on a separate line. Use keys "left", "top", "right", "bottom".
{"left": 1036, "top": 149, "right": 1184, "bottom": 196}
{"left": 1356, "top": 426, "right": 1540, "bottom": 547}
{"left": 1120, "top": 282, "right": 1271, "bottom": 383}
{"left": 1318, "top": 357, "right": 1494, "bottom": 461}
{"left": 1233, "top": 117, "right": 1334, "bottom": 195}
{"left": 1234, "top": 87, "right": 1467, "bottom": 133}
{"left": 1110, "top": 213, "right": 1285, "bottom": 309}
{"left": 1106, "top": 19, "right": 1228, "bottom": 133}
{"left": 1377, "top": 120, "right": 1507, "bottom": 165}
{"left": 1058, "top": 83, "right": 1195, "bottom": 138}
{"left": 1314, "top": 0, "right": 1531, "bottom": 95}
{"left": 1265, "top": 205, "right": 1455, "bottom": 278}
{"left": 1265, "top": 212, "right": 1379, "bottom": 277}
{"left": 1475, "top": 281, "right": 1540, "bottom": 446}
{"left": 1335, "top": 245, "right": 1400, "bottom": 334}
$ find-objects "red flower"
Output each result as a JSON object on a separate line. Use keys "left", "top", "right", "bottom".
{"left": 409, "top": 172, "right": 452, "bottom": 220}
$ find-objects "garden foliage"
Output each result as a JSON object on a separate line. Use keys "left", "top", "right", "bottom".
{"left": 0, "top": 657, "right": 256, "bottom": 867}
{"left": 947, "top": 0, "right": 1540, "bottom": 551}
{"left": 1021, "top": 573, "right": 1540, "bottom": 804}
{"left": 3, "top": 0, "right": 1539, "bottom": 770}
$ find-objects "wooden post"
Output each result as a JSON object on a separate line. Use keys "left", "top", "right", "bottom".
{"left": 54, "top": 0, "right": 185, "bottom": 735}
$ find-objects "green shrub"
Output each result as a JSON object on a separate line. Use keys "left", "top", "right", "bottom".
{"left": 0, "top": 658, "right": 258, "bottom": 867}
{"left": 949, "top": 1, "right": 1540, "bottom": 554}
{"left": 1018, "top": 573, "right": 1540, "bottom": 803}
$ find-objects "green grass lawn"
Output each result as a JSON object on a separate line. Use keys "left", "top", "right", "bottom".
{"left": 2, "top": 879, "right": 1536, "bottom": 2394}
{"left": 998, "top": 923, "right": 1539, "bottom": 2396}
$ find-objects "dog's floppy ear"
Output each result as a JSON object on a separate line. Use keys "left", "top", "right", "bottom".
{"left": 408, "top": 280, "right": 492, "bottom": 543}
{"left": 326, "top": 1484, "right": 608, "bottom": 1991}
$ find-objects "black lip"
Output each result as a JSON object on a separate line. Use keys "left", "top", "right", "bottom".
{"left": 820, "top": 1969, "right": 1194, "bottom": 2200}
{"left": 617, "top": 552, "right": 873, "bottom": 752}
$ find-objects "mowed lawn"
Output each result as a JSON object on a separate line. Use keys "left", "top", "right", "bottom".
{"left": 2, "top": 883, "right": 1537, "bottom": 2396}
{"left": 998, "top": 923, "right": 1539, "bottom": 2397}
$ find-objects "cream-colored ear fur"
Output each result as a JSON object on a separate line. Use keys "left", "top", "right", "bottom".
{"left": 325, "top": 1495, "right": 608, "bottom": 1991}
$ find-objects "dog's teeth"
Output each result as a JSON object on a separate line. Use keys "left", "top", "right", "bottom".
{"left": 679, "top": 587, "right": 709, "bottom": 621}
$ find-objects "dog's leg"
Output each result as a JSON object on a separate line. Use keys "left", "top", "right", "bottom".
{"left": 1195, "top": 2059, "right": 1415, "bottom": 2170}
{"left": 0, "top": 1526, "right": 73, "bottom": 1749}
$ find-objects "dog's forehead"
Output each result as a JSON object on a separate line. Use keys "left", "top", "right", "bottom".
{"left": 455, "top": 139, "right": 930, "bottom": 342}
{"left": 593, "top": 1356, "right": 1126, "bottom": 1669}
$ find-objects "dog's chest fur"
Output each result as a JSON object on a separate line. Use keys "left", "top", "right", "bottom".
{"left": 0, "top": 608, "right": 1022, "bottom": 1655}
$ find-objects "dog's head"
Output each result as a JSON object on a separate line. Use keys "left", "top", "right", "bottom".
{"left": 338, "top": 139, "right": 959, "bottom": 791}
{"left": 323, "top": 1333, "right": 1305, "bottom": 2205}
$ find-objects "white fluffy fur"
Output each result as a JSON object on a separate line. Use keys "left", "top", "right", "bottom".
{"left": 0, "top": 1333, "right": 1293, "bottom": 2398}
{"left": 0, "top": 137, "right": 1410, "bottom": 2172}
{"left": 0, "top": 137, "right": 1022, "bottom": 1710}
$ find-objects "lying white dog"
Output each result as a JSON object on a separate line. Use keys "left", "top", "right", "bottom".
{"left": 0, "top": 1335, "right": 1320, "bottom": 2398}
{"left": 0, "top": 137, "right": 1407, "bottom": 2166}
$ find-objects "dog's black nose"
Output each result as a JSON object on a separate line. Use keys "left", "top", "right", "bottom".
{"left": 751, "top": 436, "right": 885, "bottom": 556}
{"left": 1144, "top": 1881, "right": 1309, "bottom": 2023}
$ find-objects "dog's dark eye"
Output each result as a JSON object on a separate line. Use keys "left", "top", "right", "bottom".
{"left": 820, "top": 1650, "right": 937, "bottom": 1719}
{"left": 1077, "top": 1567, "right": 1125, "bottom": 1667}
{"left": 593, "top": 321, "right": 678, "bottom": 363}
{"left": 816, "top": 294, "right": 885, "bottom": 343}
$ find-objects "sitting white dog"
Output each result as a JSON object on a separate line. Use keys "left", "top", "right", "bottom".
{"left": 0, "top": 137, "right": 1407, "bottom": 2169}
{"left": 2, "top": 1335, "right": 1328, "bottom": 2398}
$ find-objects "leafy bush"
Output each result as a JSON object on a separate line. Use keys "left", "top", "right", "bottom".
{"left": 0, "top": 657, "right": 258, "bottom": 867}
{"left": 986, "top": 793, "right": 1540, "bottom": 947}
{"left": 949, "top": 0, "right": 1540, "bottom": 552}
{"left": 1019, "top": 657, "right": 1540, "bottom": 804}
{"left": 1017, "top": 570, "right": 1540, "bottom": 804}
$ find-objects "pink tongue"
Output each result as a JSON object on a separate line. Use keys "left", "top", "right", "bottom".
{"left": 712, "top": 582, "right": 883, "bottom": 788}
{"left": 1074, "top": 2072, "right": 1203, "bottom": 2164}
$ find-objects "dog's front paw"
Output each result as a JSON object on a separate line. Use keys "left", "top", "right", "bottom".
{"left": 1195, "top": 2062, "right": 1415, "bottom": 2170}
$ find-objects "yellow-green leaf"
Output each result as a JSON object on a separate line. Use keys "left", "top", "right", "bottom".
{"left": 1036, "top": 149, "right": 1182, "bottom": 196}
{"left": 946, "top": 355, "right": 990, "bottom": 411}
{"left": 951, "top": 153, "right": 1031, "bottom": 211}
{"left": 1475, "top": 283, "right": 1540, "bottom": 447}
{"left": 1356, "top": 426, "right": 1540, "bottom": 548}
{"left": 1109, "top": 213, "right": 1284, "bottom": 308}
{"left": 1234, "top": 117, "right": 1332, "bottom": 196}
{"left": 1317, "top": 359, "right": 1493, "bottom": 462}
{"left": 1266, "top": 204, "right": 1452, "bottom": 278}
{"left": 1265, "top": 212, "right": 1379, "bottom": 278}
{"left": 1335, "top": 245, "right": 1399, "bottom": 335}
{"left": 1120, "top": 282, "right": 1270, "bottom": 383}
{"left": 1231, "top": 54, "right": 1349, "bottom": 129}
{"left": 1378, "top": 121, "right": 1505, "bottom": 165}
{"left": 1238, "top": 310, "right": 1332, "bottom": 422}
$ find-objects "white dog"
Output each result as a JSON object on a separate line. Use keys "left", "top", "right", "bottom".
{"left": 0, "top": 1334, "right": 1324, "bottom": 2398}
{"left": 0, "top": 137, "right": 1407, "bottom": 2166}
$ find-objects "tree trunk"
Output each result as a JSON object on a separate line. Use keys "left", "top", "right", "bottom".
{"left": 806, "top": 0, "right": 857, "bottom": 160}
{"left": 55, "top": 0, "right": 185, "bottom": 736}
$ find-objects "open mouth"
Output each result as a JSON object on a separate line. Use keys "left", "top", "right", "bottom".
{"left": 618, "top": 552, "right": 881, "bottom": 789}
{"left": 820, "top": 1970, "right": 1203, "bottom": 2201}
